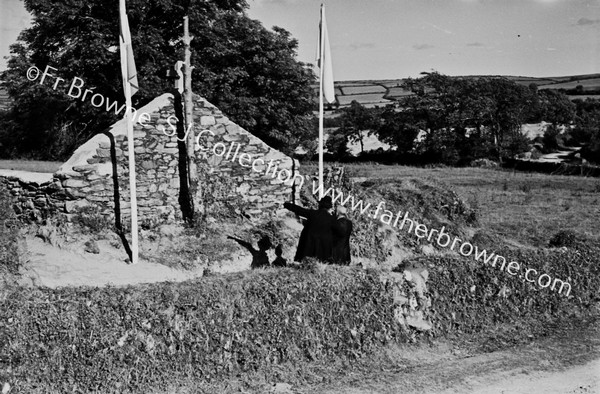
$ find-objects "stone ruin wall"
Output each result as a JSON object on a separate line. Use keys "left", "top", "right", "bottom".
{"left": 0, "top": 93, "right": 301, "bottom": 224}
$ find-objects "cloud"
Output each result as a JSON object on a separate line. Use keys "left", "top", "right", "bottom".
{"left": 413, "top": 44, "right": 434, "bottom": 50}
{"left": 349, "top": 42, "right": 376, "bottom": 51}
{"left": 576, "top": 17, "right": 600, "bottom": 25}
{"left": 466, "top": 42, "right": 485, "bottom": 47}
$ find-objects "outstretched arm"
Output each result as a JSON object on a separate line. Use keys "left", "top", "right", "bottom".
{"left": 227, "top": 236, "right": 256, "bottom": 253}
{"left": 283, "top": 202, "right": 311, "bottom": 218}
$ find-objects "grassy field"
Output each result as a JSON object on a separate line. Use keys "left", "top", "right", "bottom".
{"left": 0, "top": 159, "right": 62, "bottom": 173}
{"left": 339, "top": 85, "right": 387, "bottom": 95}
{"left": 538, "top": 77, "right": 600, "bottom": 90}
{"left": 312, "top": 73, "right": 600, "bottom": 108}
{"left": 302, "top": 163, "right": 600, "bottom": 247}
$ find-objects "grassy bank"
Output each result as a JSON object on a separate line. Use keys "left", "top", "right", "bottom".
{"left": 1, "top": 266, "right": 407, "bottom": 393}
{"left": 2, "top": 242, "right": 599, "bottom": 393}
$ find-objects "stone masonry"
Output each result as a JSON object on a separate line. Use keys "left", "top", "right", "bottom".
{"left": 0, "top": 93, "right": 301, "bottom": 223}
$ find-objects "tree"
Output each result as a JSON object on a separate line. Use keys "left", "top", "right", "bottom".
{"left": 336, "top": 101, "right": 379, "bottom": 154}
{"left": 1, "top": 0, "right": 315, "bottom": 159}
{"left": 399, "top": 72, "right": 534, "bottom": 162}
{"left": 573, "top": 98, "right": 600, "bottom": 164}
{"left": 542, "top": 124, "right": 560, "bottom": 152}
{"left": 376, "top": 108, "right": 422, "bottom": 156}
{"left": 324, "top": 129, "right": 350, "bottom": 160}
{"left": 538, "top": 89, "right": 576, "bottom": 127}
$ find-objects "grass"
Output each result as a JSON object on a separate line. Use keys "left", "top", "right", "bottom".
{"left": 0, "top": 159, "right": 62, "bottom": 173}
{"left": 337, "top": 93, "right": 390, "bottom": 106}
{"left": 340, "top": 85, "right": 387, "bottom": 95}
{"left": 302, "top": 162, "right": 600, "bottom": 247}
{"left": 3, "top": 161, "right": 600, "bottom": 393}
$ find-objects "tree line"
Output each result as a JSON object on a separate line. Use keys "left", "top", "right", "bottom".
{"left": 0, "top": 0, "right": 316, "bottom": 161}
{"left": 324, "top": 72, "right": 600, "bottom": 165}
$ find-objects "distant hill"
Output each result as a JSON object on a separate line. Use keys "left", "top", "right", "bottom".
{"left": 313, "top": 73, "right": 600, "bottom": 109}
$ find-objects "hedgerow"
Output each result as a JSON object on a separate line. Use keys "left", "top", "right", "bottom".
{"left": 0, "top": 183, "right": 21, "bottom": 274}
{"left": 424, "top": 239, "right": 600, "bottom": 348}
{"left": 0, "top": 266, "right": 407, "bottom": 393}
{"left": 1, "top": 241, "right": 599, "bottom": 392}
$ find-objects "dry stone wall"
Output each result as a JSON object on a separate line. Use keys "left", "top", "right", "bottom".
{"left": 1, "top": 93, "right": 301, "bottom": 223}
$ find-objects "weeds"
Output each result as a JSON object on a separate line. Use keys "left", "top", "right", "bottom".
{"left": 71, "top": 205, "right": 112, "bottom": 234}
{"left": 520, "top": 183, "right": 531, "bottom": 193}
{"left": 0, "top": 184, "right": 22, "bottom": 274}
{"left": 1, "top": 267, "right": 406, "bottom": 393}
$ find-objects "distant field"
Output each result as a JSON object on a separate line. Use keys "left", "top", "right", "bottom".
{"left": 386, "top": 86, "right": 414, "bottom": 98}
{"left": 337, "top": 93, "right": 390, "bottom": 106}
{"left": 538, "top": 77, "right": 600, "bottom": 90}
{"left": 0, "top": 160, "right": 62, "bottom": 173}
{"left": 315, "top": 73, "right": 600, "bottom": 108}
{"left": 568, "top": 95, "right": 600, "bottom": 100}
{"left": 380, "top": 80, "right": 405, "bottom": 88}
{"left": 511, "top": 77, "right": 560, "bottom": 86}
{"left": 339, "top": 85, "right": 386, "bottom": 95}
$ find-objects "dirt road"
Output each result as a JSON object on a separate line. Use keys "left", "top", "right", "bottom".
{"left": 302, "top": 319, "right": 600, "bottom": 394}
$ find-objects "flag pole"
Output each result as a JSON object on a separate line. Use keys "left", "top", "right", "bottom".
{"left": 318, "top": 4, "right": 326, "bottom": 200}
{"left": 125, "top": 81, "right": 139, "bottom": 264}
{"left": 120, "top": 0, "right": 139, "bottom": 264}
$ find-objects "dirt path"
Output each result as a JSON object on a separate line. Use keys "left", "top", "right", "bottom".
{"left": 303, "top": 320, "right": 600, "bottom": 394}
{"left": 17, "top": 236, "right": 208, "bottom": 287}
{"left": 16, "top": 233, "right": 255, "bottom": 288}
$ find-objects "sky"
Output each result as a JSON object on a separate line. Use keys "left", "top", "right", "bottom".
{"left": 1, "top": 0, "right": 599, "bottom": 81}
{"left": 247, "top": 0, "right": 600, "bottom": 80}
{"left": 0, "top": 0, "right": 32, "bottom": 71}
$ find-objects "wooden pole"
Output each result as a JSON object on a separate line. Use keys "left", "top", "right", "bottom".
{"left": 125, "top": 79, "right": 139, "bottom": 264}
{"left": 183, "top": 16, "right": 200, "bottom": 221}
{"left": 318, "top": 6, "right": 325, "bottom": 200}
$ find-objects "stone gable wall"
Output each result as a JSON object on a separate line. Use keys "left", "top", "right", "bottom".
{"left": 1, "top": 93, "right": 302, "bottom": 223}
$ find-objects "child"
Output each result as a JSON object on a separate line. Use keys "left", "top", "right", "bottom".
{"left": 271, "top": 244, "right": 287, "bottom": 267}
{"left": 228, "top": 235, "right": 272, "bottom": 269}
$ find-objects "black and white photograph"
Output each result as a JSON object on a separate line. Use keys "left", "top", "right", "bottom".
{"left": 0, "top": 0, "right": 599, "bottom": 392}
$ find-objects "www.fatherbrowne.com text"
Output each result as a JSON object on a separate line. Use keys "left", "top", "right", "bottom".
{"left": 194, "top": 134, "right": 572, "bottom": 296}
{"left": 311, "top": 181, "right": 572, "bottom": 297}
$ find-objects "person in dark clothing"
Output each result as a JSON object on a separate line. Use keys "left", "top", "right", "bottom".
{"left": 228, "top": 235, "right": 272, "bottom": 269}
{"left": 271, "top": 244, "right": 287, "bottom": 267}
{"left": 332, "top": 205, "right": 353, "bottom": 265}
{"left": 283, "top": 196, "right": 341, "bottom": 263}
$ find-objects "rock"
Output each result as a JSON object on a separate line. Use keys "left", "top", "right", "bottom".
{"left": 84, "top": 240, "right": 100, "bottom": 254}
{"left": 420, "top": 244, "right": 436, "bottom": 255}
{"left": 271, "top": 383, "right": 293, "bottom": 393}
{"left": 405, "top": 311, "right": 432, "bottom": 331}
{"left": 200, "top": 115, "right": 216, "bottom": 126}
{"left": 470, "top": 158, "right": 499, "bottom": 168}
{"left": 63, "top": 179, "right": 87, "bottom": 188}
{"left": 65, "top": 200, "right": 90, "bottom": 213}
{"left": 158, "top": 224, "right": 182, "bottom": 238}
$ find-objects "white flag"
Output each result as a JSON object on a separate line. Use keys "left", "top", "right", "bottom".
{"left": 317, "top": 4, "right": 335, "bottom": 104}
{"left": 119, "top": 0, "right": 139, "bottom": 96}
